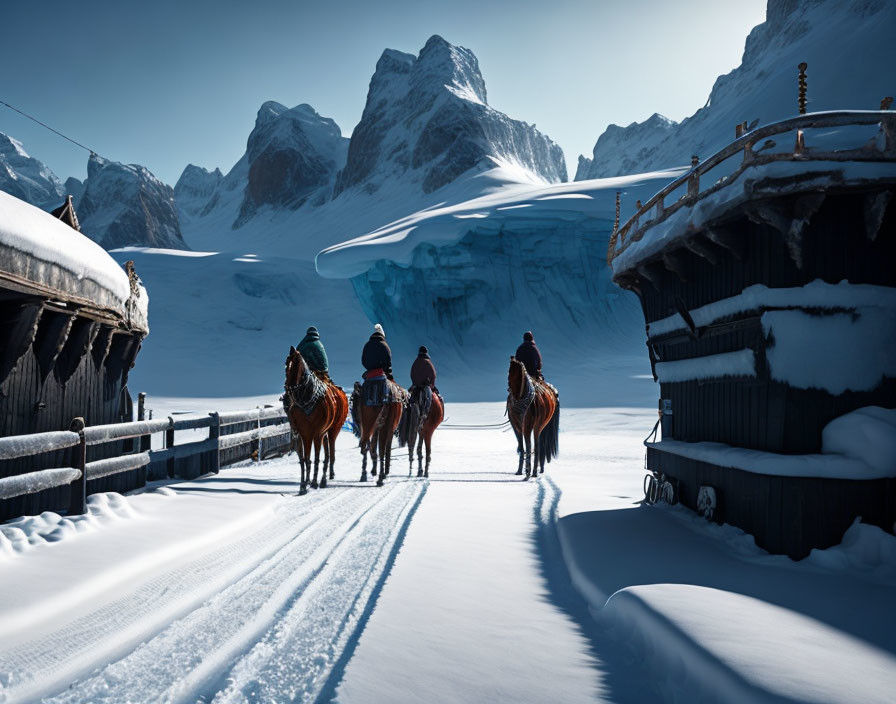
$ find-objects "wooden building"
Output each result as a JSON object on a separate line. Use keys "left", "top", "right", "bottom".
{"left": 608, "top": 110, "right": 896, "bottom": 559}
{"left": 0, "top": 190, "right": 149, "bottom": 520}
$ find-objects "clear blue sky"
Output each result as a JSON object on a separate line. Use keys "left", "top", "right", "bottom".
{"left": 0, "top": 0, "right": 766, "bottom": 186}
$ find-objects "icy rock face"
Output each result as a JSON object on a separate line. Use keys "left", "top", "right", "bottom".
{"left": 0, "top": 133, "right": 64, "bottom": 209}
{"left": 349, "top": 219, "right": 643, "bottom": 389}
{"left": 579, "top": 0, "right": 895, "bottom": 177}
{"left": 237, "top": 102, "right": 349, "bottom": 223}
{"left": 173, "top": 164, "right": 223, "bottom": 217}
{"left": 78, "top": 154, "right": 187, "bottom": 250}
{"left": 335, "top": 35, "right": 566, "bottom": 197}
{"left": 64, "top": 176, "right": 85, "bottom": 203}
{"left": 580, "top": 114, "right": 677, "bottom": 179}
{"left": 573, "top": 155, "right": 593, "bottom": 182}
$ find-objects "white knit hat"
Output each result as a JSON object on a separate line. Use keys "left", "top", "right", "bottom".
{"left": 374, "top": 323, "right": 385, "bottom": 337}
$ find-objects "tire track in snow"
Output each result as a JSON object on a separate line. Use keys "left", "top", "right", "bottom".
{"left": 209, "top": 480, "right": 427, "bottom": 704}
{"left": 35, "top": 479, "right": 424, "bottom": 704}
{"left": 0, "top": 484, "right": 353, "bottom": 704}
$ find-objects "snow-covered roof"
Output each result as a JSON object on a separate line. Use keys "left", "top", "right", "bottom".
{"left": 315, "top": 168, "right": 685, "bottom": 279}
{"left": 611, "top": 159, "right": 896, "bottom": 275}
{"left": 0, "top": 189, "right": 148, "bottom": 332}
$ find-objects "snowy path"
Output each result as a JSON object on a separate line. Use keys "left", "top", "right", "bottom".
{"left": 0, "top": 470, "right": 425, "bottom": 704}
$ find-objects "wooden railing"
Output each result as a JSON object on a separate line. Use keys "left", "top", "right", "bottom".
{"left": 607, "top": 110, "right": 896, "bottom": 265}
{"left": 0, "top": 402, "right": 290, "bottom": 517}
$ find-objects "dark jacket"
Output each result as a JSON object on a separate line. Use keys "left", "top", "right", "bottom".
{"left": 410, "top": 353, "right": 436, "bottom": 387}
{"left": 362, "top": 332, "right": 392, "bottom": 375}
{"left": 298, "top": 330, "right": 329, "bottom": 373}
{"left": 515, "top": 340, "right": 542, "bottom": 377}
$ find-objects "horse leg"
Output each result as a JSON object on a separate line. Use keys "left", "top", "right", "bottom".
{"left": 524, "top": 431, "right": 533, "bottom": 480}
{"left": 320, "top": 433, "right": 330, "bottom": 488}
{"left": 311, "top": 435, "right": 322, "bottom": 489}
{"left": 514, "top": 426, "right": 524, "bottom": 476}
{"left": 376, "top": 428, "right": 386, "bottom": 487}
{"left": 424, "top": 430, "right": 432, "bottom": 478}
{"left": 328, "top": 431, "right": 337, "bottom": 481}
{"left": 416, "top": 433, "right": 424, "bottom": 477}
{"left": 360, "top": 437, "right": 368, "bottom": 483}
{"left": 532, "top": 432, "right": 540, "bottom": 479}
{"left": 301, "top": 436, "right": 312, "bottom": 494}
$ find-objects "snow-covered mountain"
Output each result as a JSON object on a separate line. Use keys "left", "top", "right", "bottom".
{"left": 577, "top": 0, "right": 895, "bottom": 178}
{"left": 177, "top": 35, "right": 566, "bottom": 256}
{"left": 173, "top": 164, "right": 222, "bottom": 218}
{"left": 77, "top": 154, "right": 187, "bottom": 250}
{"left": 0, "top": 133, "right": 64, "bottom": 209}
{"left": 335, "top": 35, "right": 566, "bottom": 196}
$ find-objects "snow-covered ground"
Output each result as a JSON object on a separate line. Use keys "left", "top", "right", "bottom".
{"left": 2, "top": 400, "right": 894, "bottom": 703}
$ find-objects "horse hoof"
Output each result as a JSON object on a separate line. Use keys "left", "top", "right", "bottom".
{"left": 371, "top": 469, "right": 377, "bottom": 476}
{"left": 424, "top": 471, "right": 429, "bottom": 478}
{"left": 329, "top": 472, "right": 335, "bottom": 480}
{"left": 376, "top": 479, "right": 384, "bottom": 487}
{"left": 417, "top": 470, "right": 423, "bottom": 477}
{"left": 320, "top": 479, "right": 327, "bottom": 489}
{"left": 524, "top": 474, "right": 531, "bottom": 481}
{"left": 300, "top": 487, "right": 308, "bottom": 495}
{"left": 311, "top": 480, "right": 318, "bottom": 489}
{"left": 360, "top": 474, "right": 368, "bottom": 483}
{"left": 515, "top": 469, "right": 523, "bottom": 476}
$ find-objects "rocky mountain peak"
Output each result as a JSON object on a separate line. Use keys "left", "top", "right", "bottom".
{"left": 0, "top": 132, "right": 64, "bottom": 209}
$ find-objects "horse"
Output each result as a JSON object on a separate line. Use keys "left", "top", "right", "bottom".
{"left": 350, "top": 377, "right": 406, "bottom": 486}
{"left": 322, "top": 379, "right": 349, "bottom": 482}
{"left": 398, "top": 385, "right": 444, "bottom": 477}
{"left": 284, "top": 346, "right": 337, "bottom": 494}
{"left": 507, "top": 356, "right": 559, "bottom": 479}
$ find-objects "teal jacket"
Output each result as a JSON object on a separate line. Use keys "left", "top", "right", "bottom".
{"left": 298, "top": 331, "right": 329, "bottom": 373}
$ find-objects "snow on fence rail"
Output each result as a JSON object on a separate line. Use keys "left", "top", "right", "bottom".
{"left": 0, "top": 402, "right": 291, "bottom": 519}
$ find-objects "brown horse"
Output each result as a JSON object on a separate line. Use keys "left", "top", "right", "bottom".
{"left": 398, "top": 386, "right": 444, "bottom": 477}
{"left": 351, "top": 379, "right": 406, "bottom": 486}
{"left": 284, "top": 347, "right": 337, "bottom": 494}
{"left": 321, "top": 378, "right": 349, "bottom": 482}
{"left": 507, "top": 357, "right": 559, "bottom": 479}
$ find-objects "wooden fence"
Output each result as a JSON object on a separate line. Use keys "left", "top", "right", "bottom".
{"left": 0, "top": 400, "right": 291, "bottom": 520}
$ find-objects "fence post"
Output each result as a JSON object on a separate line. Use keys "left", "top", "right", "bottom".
{"left": 166, "top": 417, "right": 176, "bottom": 478}
{"left": 688, "top": 155, "right": 700, "bottom": 199}
{"left": 256, "top": 406, "right": 262, "bottom": 463}
{"left": 137, "top": 392, "right": 150, "bottom": 452}
{"left": 209, "top": 412, "right": 221, "bottom": 474}
{"left": 68, "top": 417, "right": 87, "bottom": 516}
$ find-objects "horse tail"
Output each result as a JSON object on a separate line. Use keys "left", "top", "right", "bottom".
{"left": 397, "top": 392, "right": 421, "bottom": 448}
{"left": 539, "top": 397, "right": 560, "bottom": 464}
{"left": 350, "top": 390, "right": 362, "bottom": 439}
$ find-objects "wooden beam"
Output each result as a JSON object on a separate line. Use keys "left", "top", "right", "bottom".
{"left": 864, "top": 190, "right": 892, "bottom": 241}
{"left": 705, "top": 226, "right": 745, "bottom": 260}
{"left": 685, "top": 235, "right": 723, "bottom": 266}
{"left": 662, "top": 249, "right": 690, "bottom": 282}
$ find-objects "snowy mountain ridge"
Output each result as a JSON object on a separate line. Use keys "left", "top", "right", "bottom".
{"left": 177, "top": 35, "right": 567, "bottom": 257}
{"left": 0, "top": 132, "right": 64, "bottom": 209}
{"left": 576, "top": 0, "right": 895, "bottom": 178}
{"left": 77, "top": 154, "right": 187, "bottom": 250}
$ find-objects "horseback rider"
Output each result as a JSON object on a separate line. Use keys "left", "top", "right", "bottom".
{"left": 410, "top": 346, "right": 436, "bottom": 388}
{"left": 515, "top": 331, "right": 543, "bottom": 379}
{"left": 362, "top": 323, "right": 392, "bottom": 379}
{"left": 298, "top": 326, "right": 329, "bottom": 376}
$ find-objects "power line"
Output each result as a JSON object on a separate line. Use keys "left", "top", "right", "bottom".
{"left": 0, "top": 99, "right": 97, "bottom": 155}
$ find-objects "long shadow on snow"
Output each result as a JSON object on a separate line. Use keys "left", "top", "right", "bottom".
{"left": 535, "top": 482, "right": 859, "bottom": 703}
{"left": 313, "top": 481, "right": 429, "bottom": 704}
{"left": 531, "top": 477, "right": 659, "bottom": 703}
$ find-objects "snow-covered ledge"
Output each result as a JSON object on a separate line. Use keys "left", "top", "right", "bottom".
{"left": 655, "top": 349, "right": 756, "bottom": 383}
{"left": 648, "top": 406, "right": 896, "bottom": 480}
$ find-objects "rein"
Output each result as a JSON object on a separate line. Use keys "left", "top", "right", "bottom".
{"left": 284, "top": 358, "right": 327, "bottom": 415}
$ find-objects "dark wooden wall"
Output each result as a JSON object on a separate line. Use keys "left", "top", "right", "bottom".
{"left": 631, "top": 187, "right": 896, "bottom": 557}
{"left": 0, "top": 300, "right": 143, "bottom": 522}
{"left": 649, "top": 448, "right": 896, "bottom": 560}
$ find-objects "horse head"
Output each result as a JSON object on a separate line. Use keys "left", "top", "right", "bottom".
{"left": 285, "top": 345, "right": 307, "bottom": 386}
{"left": 508, "top": 356, "right": 527, "bottom": 399}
